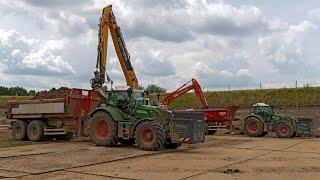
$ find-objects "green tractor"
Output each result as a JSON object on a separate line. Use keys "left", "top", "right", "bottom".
{"left": 243, "top": 103, "right": 313, "bottom": 138}
{"left": 88, "top": 87, "right": 205, "bottom": 151}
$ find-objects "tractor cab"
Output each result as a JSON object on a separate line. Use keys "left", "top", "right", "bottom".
{"left": 252, "top": 103, "right": 274, "bottom": 122}
{"left": 105, "top": 86, "right": 151, "bottom": 112}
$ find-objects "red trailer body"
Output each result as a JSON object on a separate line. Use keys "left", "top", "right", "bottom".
{"left": 6, "top": 88, "right": 100, "bottom": 141}
{"left": 180, "top": 106, "right": 239, "bottom": 134}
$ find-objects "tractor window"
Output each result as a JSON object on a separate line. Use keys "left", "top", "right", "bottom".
{"left": 254, "top": 106, "right": 271, "bottom": 114}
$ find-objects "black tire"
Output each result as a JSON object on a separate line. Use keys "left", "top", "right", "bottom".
{"left": 244, "top": 117, "right": 264, "bottom": 137}
{"left": 120, "top": 139, "right": 136, "bottom": 146}
{"left": 164, "top": 142, "right": 182, "bottom": 149}
{"left": 135, "top": 121, "right": 165, "bottom": 151}
{"left": 27, "top": 120, "right": 45, "bottom": 142}
{"left": 88, "top": 112, "right": 118, "bottom": 146}
{"left": 275, "top": 123, "right": 295, "bottom": 138}
{"left": 12, "top": 120, "right": 28, "bottom": 141}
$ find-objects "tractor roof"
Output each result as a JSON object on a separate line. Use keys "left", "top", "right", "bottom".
{"left": 253, "top": 103, "right": 270, "bottom": 107}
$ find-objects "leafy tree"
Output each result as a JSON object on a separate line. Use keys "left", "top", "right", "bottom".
{"left": 0, "top": 86, "right": 35, "bottom": 96}
{"left": 28, "top": 90, "right": 36, "bottom": 96}
{"left": 146, "top": 84, "right": 166, "bottom": 93}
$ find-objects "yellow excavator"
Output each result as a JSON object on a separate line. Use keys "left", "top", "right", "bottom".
{"left": 87, "top": 5, "right": 205, "bottom": 151}
{"left": 90, "top": 5, "right": 139, "bottom": 90}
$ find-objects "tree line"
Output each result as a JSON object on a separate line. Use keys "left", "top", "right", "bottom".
{"left": 0, "top": 84, "right": 166, "bottom": 96}
{"left": 0, "top": 86, "right": 36, "bottom": 96}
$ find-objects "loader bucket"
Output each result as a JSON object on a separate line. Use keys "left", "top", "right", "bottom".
{"left": 296, "top": 118, "right": 313, "bottom": 136}
{"left": 169, "top": 111, "right": 205, "bottom": 144}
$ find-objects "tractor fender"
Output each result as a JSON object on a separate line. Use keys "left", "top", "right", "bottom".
{"left": 89, "top": 106, "right": 125, "bottom": 122}
{"left": 243, "top": 115, "right": 264, "bottom": 123}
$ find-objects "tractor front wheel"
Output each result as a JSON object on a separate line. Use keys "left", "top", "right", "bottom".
{"left": 244, "top": 117, "right": 264, "bottom": 137}
{"left": 89, "top": 112, "right": 118, "bottom": 146}
{"left": 275, "top": 123, "right": 295, "bottom": 138}
{"left": 135, "top": 121, "right": 165, "bottom": 151}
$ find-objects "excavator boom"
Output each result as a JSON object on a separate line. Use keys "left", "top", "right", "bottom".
{"left": 163, "top": 79, "right": 209, "bottom": 108}
{"left": 91, "top": 5, "right": 139, "bottom": 90}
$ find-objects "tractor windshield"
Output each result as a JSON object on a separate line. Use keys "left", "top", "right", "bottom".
{"left": 254, "top": 106, "right": 271, "bottom": 115}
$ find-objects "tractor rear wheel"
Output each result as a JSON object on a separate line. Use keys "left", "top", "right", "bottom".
{"left": 244, "top": 117, "right": 264, "bottom": 137}
{"left": 89, "top": 112, "right": 118, "bottom": 146}
{"left": 12, "top": 120, "right": 28, "bottom": 141}
{"left": 275, "top": 123, "right": 295, "bottom": 138}
{"left": 135, "top": 121, "right": 165, "bottom": 151}
{"left": 27, "top": 120, "right": 45, "bottom": 142}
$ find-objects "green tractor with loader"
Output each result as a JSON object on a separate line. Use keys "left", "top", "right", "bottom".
{"left": 88, "top": 87, "right": 205, "bottom": 151}
{"left": 243, "top": 103, "right": 313, "bottom": 138}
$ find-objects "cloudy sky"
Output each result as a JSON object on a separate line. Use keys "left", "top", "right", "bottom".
{"left": 0, "top": 0, "right": 319, "bottom": 91}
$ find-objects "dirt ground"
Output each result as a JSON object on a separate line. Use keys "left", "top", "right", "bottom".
{"left": 0, "top": 106, "right": 320, "bottom": 179}
{"left": 0, "top": 128, "right": 319, "bottom": 180}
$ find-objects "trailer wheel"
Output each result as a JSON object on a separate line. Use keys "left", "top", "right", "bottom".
{"left": 89, "top": 112, "right": 118, "bottom": 146}
{"left": 244, "top": 117, "right": 264, "bottom": 137}
{"left": 12, "top": 120, "right": 28, "bottom": 141}
{"left": 275, "top": 123, "right": 294, "bottom": 138}
{"left": 27, "top": 120, "right": 45, "bottom": 142}
{"left": 135, "top": 121, "right": 165, "bottom": 151}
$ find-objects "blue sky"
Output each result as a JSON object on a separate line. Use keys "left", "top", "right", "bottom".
{"left": 0, "top": 0, "right": 319, "bottom": 91}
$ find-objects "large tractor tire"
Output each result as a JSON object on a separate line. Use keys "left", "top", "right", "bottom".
{"left": 244, "top": 117, "right": 264, "bottom": 137}
{"left": 27, "top": 120, "right": 45, "bottom": 142}
{"left": 135, "top": 121, "right": 165, "bottom": 151}
{"left": 12, "top": 120, "right": 28, "bottom": 141}
{"left": 275, "top": 123, "right": 295, "bottom": 138}
{"left": 89, "top": 111, "right": 118, "bottom": 146}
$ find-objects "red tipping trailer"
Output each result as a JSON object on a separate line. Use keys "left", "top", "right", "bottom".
{"left": 6, "top": 88, "right": 100, "bottom": 141}
{"left": 179, "top": 106, "right": 239, "bottom": 134}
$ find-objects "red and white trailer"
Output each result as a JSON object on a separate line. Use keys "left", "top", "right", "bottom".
{"left": 6, "top": 88, "right": 100, "bottom": 141}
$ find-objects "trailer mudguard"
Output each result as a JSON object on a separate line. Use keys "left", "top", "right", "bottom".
{"left": 90, "top": 106, "right": 126, "bottom": 121}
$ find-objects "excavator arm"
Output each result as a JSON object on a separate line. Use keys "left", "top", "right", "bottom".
{"left": 163, "top": 79, "right": 209, "bottom": 108}
{"left": 91, "top": 5, "right": 139, "bottom": 90}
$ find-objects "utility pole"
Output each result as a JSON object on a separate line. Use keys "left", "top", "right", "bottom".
{"left": 260, "top": 82, "right": 262, "bottom": 90}
{"left": 295, "top": 80, "right": 298, "bottom": 88}
{"left": 228, "top": 84, "right": 231, "bottom": 91}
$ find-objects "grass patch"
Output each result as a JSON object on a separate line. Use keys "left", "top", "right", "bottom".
{"left": 148, "top": 87, "right": 320, "bottom": 109}
{"left": 0, "top": 96, "right": 32, "bottom": 108}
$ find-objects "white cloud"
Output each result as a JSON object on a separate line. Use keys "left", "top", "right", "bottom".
{"left": 108, "top": 0, "right": 271, "bottom": 42}
{"left": 258, "top": 21, "right": 317, "bottom": 69}
{"left": 0, "top": 29, "right": 75, "bottom": 76}
{"left": 193, "top": 61, "right": 255, "bottom": 88}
